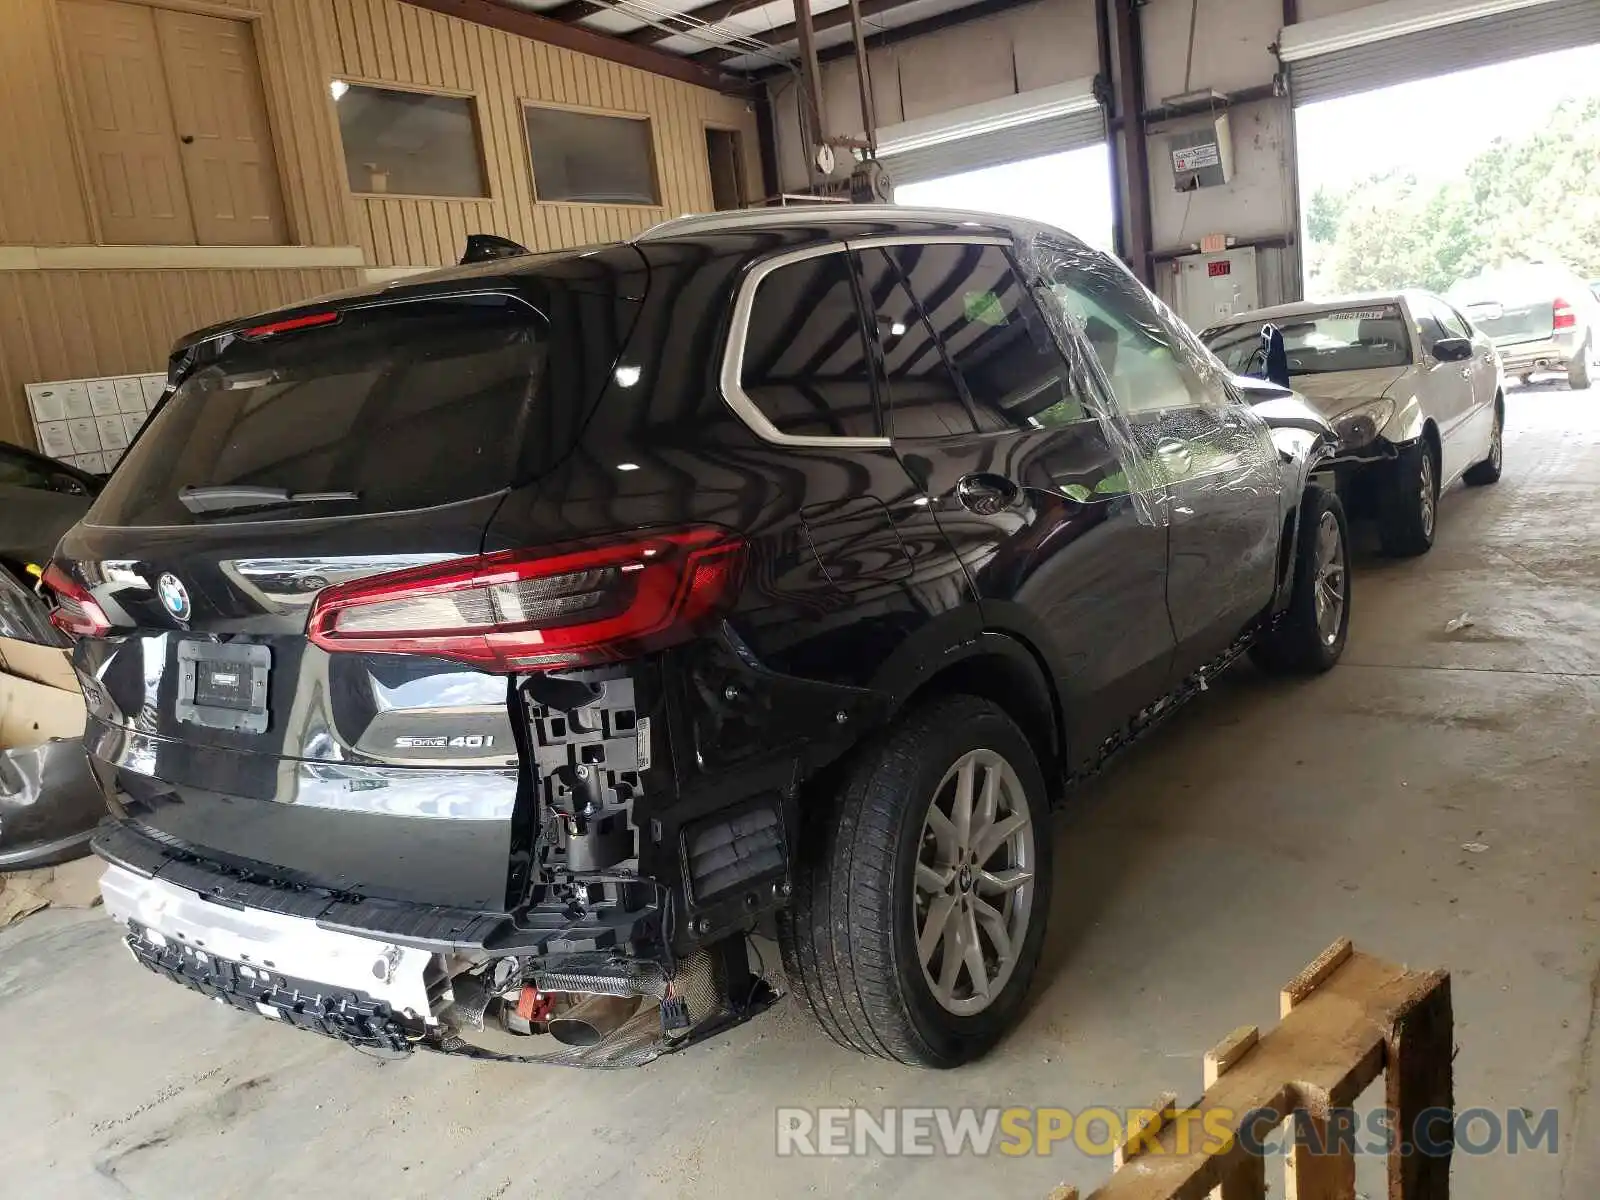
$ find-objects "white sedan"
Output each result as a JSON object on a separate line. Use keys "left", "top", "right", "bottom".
{"left": 1202, "top": 292, "right": 1503, "bottom": 555}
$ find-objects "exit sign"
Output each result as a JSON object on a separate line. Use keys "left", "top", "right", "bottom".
{"left": 1207, "top": 260, "right": 1232, "bottom": 278}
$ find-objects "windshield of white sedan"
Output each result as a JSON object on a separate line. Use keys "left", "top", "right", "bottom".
{"left": 1204, "top": 306, "right": 1412, "bottom": 376}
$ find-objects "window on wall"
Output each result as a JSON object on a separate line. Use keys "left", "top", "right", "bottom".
{"left": 332, "top": 82, "right": 489, "bottom": 198}
{"left": 57, "top": 0, "right": 289, "bottom": 246}
{"left": 524, "top": 106, "right": 659, "bottom": 205}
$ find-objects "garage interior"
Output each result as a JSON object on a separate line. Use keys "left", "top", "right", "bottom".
{"left": 1, "top": 0, "right": 1597, "bottom": 1196}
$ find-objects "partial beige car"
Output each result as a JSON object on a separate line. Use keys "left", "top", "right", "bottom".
{"left": 1449, "top": 263, "right": 1600, "bottom": 390}
{"left": 1202, "top": 291, "right": 1503, "bottom": 556}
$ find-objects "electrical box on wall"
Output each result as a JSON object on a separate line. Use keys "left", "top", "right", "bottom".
{"left": 1168, "top": 115, "right": 1234, "bottom": 191}
{"left": 1174, "top": 246, "right": 1258, "bottom": 332}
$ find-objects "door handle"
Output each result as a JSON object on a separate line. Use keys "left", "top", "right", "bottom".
{"left": 180, "top": 134, "right": 195, "bottom": 145}
{"left": 955, "top": 473, "right": 1019, "bottom": 517}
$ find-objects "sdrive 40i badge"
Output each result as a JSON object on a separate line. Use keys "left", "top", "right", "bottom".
{"left": 393, "top": 735, "right": 497, "bottom": 749}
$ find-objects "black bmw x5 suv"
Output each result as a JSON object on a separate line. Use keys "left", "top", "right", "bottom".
{"left": 49, "top": 207, "right": 1347, "bottom": 1068}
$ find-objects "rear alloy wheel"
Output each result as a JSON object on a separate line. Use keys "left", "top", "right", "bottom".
{"left": 778, "top": 695, "right": 1052, "bottom": 1067}
{"left": 1251, "top": 485, "right": 1351, "bottom": 675}
{"left": 914, "top": 749, "right": 1037, "bottom": 1017}
{"left": 1463, "top": 402, "right": 1503, "bottom": 486}
{"left": 1379, "top": 439, "right": 1438, "bottom": 557}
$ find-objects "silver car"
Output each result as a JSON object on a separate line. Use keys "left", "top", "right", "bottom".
{"left": 1203, "top": 292, "right": 1502, "bottom": 556}
{"left": 1448, "top": 262, "right": 1600, "bottom": 390}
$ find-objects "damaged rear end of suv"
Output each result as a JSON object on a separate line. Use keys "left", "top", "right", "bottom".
{"left": 50, "top": 242, "right": 798, "bottom": 1067}
{"left": 51, "top": 209, "right": 1346, "bottom": 1071}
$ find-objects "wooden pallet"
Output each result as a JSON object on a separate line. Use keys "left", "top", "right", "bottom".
{"left": 1050, "top": 939, "right": 1453, "bottom": 1200}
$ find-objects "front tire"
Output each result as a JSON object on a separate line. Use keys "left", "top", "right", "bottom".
{"left": 1379, "top": 439, "right": 1438, "bottom": 556}
{"left": 779, "top": 695, "right": 1052, "bottom": 1067}
{"left": 1251, "top": 486, "right": 1351, "bottom": 675}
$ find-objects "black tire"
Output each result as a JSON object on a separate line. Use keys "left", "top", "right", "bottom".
{"left": 778, "top": 695, "right": 1053, "bottom": 1068}
{"left": 1250, "top": 486, "right": 1351, "bottom": 676}
{"left": 1463, "top": 400, "right": 1503, "bottom": 487}
{"left": 1571, "top": 344, "right": 1592, "bottom": 391}
{"left": 1379, "top": 439, "right": 1438, "bottom": 557}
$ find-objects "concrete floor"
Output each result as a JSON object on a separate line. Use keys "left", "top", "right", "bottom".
{"left": 3, "top": 383, "right": 1597, "bottom": 1200}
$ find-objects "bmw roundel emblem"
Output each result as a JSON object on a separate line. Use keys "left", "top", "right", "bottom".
{"left": 156, "top": 573, "right": 191, "bottom": 621}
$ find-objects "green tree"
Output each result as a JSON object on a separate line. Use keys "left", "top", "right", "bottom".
{"left": 1305, "top": 185, "right": 1346, "bottom": 243}
{"left": 1311, "top": 94, "right": 1600, "bottom": 295}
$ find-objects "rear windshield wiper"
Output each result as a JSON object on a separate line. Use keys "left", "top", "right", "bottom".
{"left": 178, "top": 485, "right": 360, "bottom": 515}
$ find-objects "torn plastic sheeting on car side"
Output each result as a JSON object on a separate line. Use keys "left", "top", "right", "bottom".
{"left": 1015, "top": 234, "right": 1281, "bottom": 528}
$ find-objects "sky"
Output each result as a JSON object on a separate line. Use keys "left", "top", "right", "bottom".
{"left": 1295, "top": 42, "right": 1600, "bottom": 197}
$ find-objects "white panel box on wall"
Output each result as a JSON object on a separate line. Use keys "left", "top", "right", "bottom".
{"left": 25, "top": 373, "right": 167, "bottom": 474}
{"left": 1174, "top": 247, "right": 1260, "bottom": 331}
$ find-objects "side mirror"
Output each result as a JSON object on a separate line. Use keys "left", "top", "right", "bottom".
{"left": 1433, "top": 337, "right": 1473, "bottom": 362}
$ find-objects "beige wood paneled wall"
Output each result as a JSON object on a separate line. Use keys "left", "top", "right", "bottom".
{"left": 2, "top": 0, "right": 353, "bottom": 249}
{"left": 0, "top": 0, "right": 759, "bottom": 447}
{"left": 324, "top": 0, "right": 761, "bottom": 267}
{"left": 0, "top": 0, "right": 96, "bottom": 246}
{"left": 0, "top": 267, "right": 361, "bottom": 445}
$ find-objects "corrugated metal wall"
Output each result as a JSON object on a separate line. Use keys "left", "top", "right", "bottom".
{"left": 0, "top": 0, "right": 759, "bottom": 448}
{"left": 773, "top": 0, "right": 1101, "bottom": 191}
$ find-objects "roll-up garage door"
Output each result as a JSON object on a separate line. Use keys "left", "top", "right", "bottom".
{"left": 874, "top": 79, "right": 1106, "bottom": 187}
{"left": 1283, "top": 0, "right": 1600, "bottom": 106}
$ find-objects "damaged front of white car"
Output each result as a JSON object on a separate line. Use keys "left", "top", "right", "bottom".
{"left": 1203, "top": 292, "right": 1503, "bottom": 557}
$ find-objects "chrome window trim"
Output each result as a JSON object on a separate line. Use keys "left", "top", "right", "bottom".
{"left": 845, "top": 234, "right": 1012, "bottom": 251}
{"left": 719, "top": 235, "right": 1013, "bottom": 450}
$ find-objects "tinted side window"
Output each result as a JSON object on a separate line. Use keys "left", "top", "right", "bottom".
{"left": 864, "top": 248, "right": 972, "bottom": 438}
{"left": 885, "top": 243, "right": 1087, "bottom": 431}
{"left": 740, "top": 251, "right": 879, "bottom": 439}
{"left": 853, "top": 248, "right": 974, "bottom": 438}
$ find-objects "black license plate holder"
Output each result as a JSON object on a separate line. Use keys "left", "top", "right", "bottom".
{"left": 176, "top": 641, "right": 271, "bottom": 733}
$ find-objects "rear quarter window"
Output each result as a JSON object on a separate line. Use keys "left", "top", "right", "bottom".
{"left": 89, "top": 294, "right": 547, "bottom": 526}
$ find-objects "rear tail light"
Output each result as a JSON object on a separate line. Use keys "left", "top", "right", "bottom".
{"left": 307, "top": 527, "right": 746, "bottom": 672}
{"left": 1553, "top": 299, "right": 1576, "bottom": 331}
{"left": 41, "top": 563, "right": 112, "bottom": 639}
